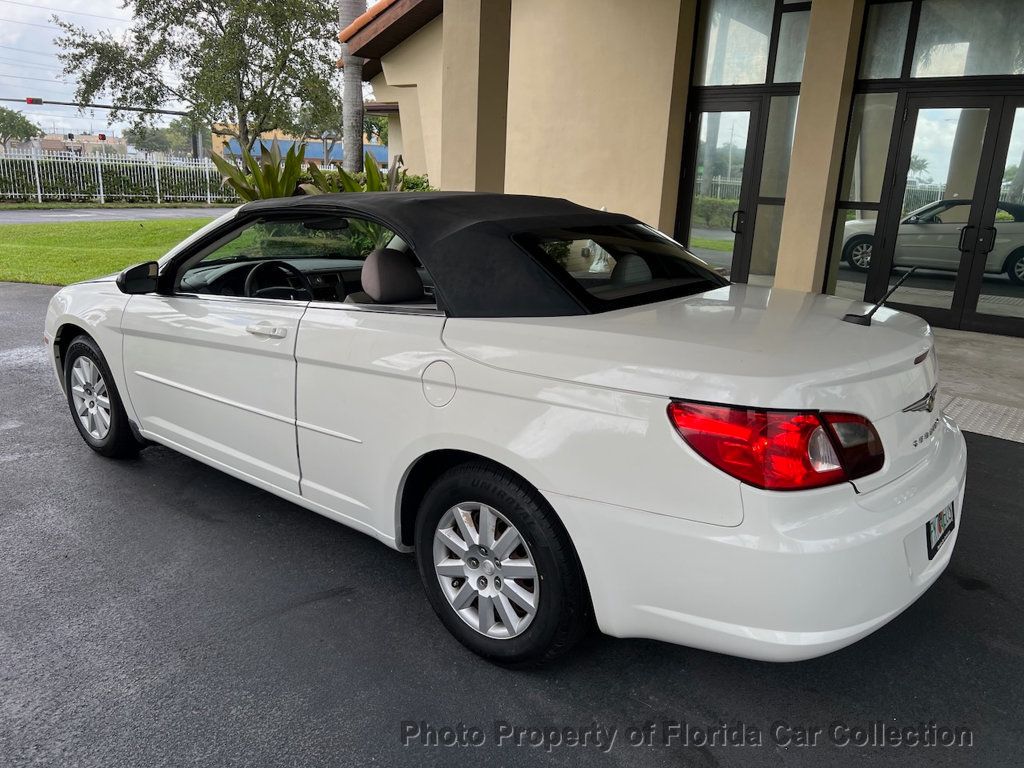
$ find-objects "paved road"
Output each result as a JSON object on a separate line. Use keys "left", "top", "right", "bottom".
{"left": 2, "top": 281, "right": 1022, "bottom": 767}
{"left": 0, "top": 207, "right": 226, "bottom": 225}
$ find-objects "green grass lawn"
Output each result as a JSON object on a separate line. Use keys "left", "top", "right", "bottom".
{"left": 689, "top": 237, "right": 733, "bottom": 252}
{"left": 0, "top": 218, "right": 214, "bottom": 285}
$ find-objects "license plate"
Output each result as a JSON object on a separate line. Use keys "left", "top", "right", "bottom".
{"left": 926, "top": 503, "right": 955, "bottom": 560}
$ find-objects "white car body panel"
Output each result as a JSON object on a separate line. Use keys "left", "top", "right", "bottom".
{"left": 44, "top": 210, "right": 968, "bottom": 662}
{"left": 121, "top": 294, "right": 307, "bottom": 494}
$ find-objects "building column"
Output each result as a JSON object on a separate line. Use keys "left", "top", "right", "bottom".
{"left": 774, "top": 0, "right": 865, "bottom": 293}
{"left": 439, "top": 0, "right": 511, "bottom": 192}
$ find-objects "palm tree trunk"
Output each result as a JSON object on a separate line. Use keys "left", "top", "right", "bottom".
{"left": 339, "top": 0, "right": 365, "bottom": 173}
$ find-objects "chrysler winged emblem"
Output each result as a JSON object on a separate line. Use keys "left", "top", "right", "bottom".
{"left": 903, "top": 384, "right": 938, "bottom": 413}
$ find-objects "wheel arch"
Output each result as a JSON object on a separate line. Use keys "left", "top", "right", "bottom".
{"left": 396, "top": 447, "right": 595, "bottom": 618}
{"left": 53, "top": 322, "right": 93, "bottom": 392}
{"left": 843, "top": 233, "right": 874, "bottom": 256}
{"left": 1001, "top": 244, "right": 1024, "bottom": 275}
{"left": 395, "top": 449, "right": 558, "bottom": 551}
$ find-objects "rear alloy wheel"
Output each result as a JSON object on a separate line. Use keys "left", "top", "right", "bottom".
{"left": 432, "top": 502, "right": 540, "bottom": 639}
{"left": 63, "top": 335, "right": 139, "bottom": 458}
{"left": 414, "top": 464, "right": 590, "bottom": 665}
{"left": 1006, "top": 249, "right": 1024, "bottom": 285}
{"left": 844, "top": 236, "right": 874, "bottom": 272}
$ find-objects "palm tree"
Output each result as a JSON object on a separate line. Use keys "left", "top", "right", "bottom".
{"left": 339, "top": 0, "right": 365, "bottom": 173}
{"left": 909, "top": 154, "right": 930, "bottom": 182}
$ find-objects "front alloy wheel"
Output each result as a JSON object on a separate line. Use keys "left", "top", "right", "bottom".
{"left": 63, "top": 334, "right": 139, "bottom": 458}
{"left": 69, "top": 356, "right": 111, "bottom": 440}
{"left": 845, "top": 237, "right": 873, "bottom": 272}
{"left": 433, "top": 502, "right": 539, "bottom": 639}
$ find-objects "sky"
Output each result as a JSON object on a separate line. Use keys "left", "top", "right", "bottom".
{"left": 0, "top": 0, "right": 143, "bottom": 138}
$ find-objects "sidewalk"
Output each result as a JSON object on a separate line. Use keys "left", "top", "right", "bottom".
{"left": 934, "top": 327, "right": 1024, "bottom": 442}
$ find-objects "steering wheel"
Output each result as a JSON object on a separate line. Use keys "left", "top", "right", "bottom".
{"left": 244, "top": 260, "right": 314, "bottom": 299}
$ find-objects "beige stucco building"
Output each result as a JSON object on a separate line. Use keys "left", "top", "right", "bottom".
{"left": 345, "top": 0, "right": 1024, "bottom": 337}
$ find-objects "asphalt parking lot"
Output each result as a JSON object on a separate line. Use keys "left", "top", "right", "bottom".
{"left": 2, "top": 281, "right": 1022, "bottom": 767}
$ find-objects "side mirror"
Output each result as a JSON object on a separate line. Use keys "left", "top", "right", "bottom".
{"left": 904, "top": 215, "right": 920, "bottom": 224}
{"left": 116, "top": 261, "right": 159, "bottom": 294}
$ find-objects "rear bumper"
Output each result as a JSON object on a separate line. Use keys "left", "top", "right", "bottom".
{"left": 548, "top": 414, "right": 967, "bottom": 661}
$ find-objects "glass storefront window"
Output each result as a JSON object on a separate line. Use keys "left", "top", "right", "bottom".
{"left": 858, "top": 2, "right": 911, "bottom": 80}
{"left": 912, "top": 0, "right": 1024, "bottom": 78}
{"left": 688, "top": 111, "right": 752, "bottom": 278}
{"left": 694, "top": 0, "right": 773, "bottom": 86}
{"left": 827, "top": 209, "right": 879, "bottom": 297}
{"left": 749, "top": 204, "right": 786, "bottom": 285}
{"left": 839, "top": 93, "right": 898, "bottom": 203}
{"left": 978, "top": 107, "right": 1024, "bottom": 320}
{"left": 773, "top": 10, "right": 810, "bottom": 83}
{"left": 759, "top": 96, "right": 800, "bottom": 198}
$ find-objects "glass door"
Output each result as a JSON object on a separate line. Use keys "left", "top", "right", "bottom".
{"left": 959, "top": 101, "right": 1024, "bottom": 336}
{"left": 868, "top": 96, "right": 1002, "bottom": 328}
{"left": 680, "top": 103, "right": 758, "bottom": 280}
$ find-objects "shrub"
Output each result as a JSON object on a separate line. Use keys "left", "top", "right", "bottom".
{"left": 691, "top": 196, "right": 739, "bottom": 230}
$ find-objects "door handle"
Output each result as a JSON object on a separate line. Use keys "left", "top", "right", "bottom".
{"left": 246, "top": 323, "right": 288, "bottom": 339}
{"left": 977, "top": 226, "right": 997, "bottom": 254}
{"left": 730, "top": 210, "right": 745, "bottom": 234}
{"left": 957, "top": 225, "right": 976, "bottom": 252}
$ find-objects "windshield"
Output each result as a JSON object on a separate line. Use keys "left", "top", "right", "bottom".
{"left": 515, "top": 223, "right": 728, "bottom": 312}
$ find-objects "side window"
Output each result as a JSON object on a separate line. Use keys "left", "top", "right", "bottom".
{"left": 175, "top": 214, "right": 430, "bottom": 305}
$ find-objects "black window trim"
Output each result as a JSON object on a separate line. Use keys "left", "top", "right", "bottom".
{"left": 157, "top": 204, "right": 448, "bottom": 315}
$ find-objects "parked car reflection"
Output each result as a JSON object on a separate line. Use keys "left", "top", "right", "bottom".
{"left": 842, "top": 200, "right": 1024, "bottom": 285}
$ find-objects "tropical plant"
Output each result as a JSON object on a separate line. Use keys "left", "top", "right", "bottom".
{"left": 300, "top": 151, "right": 409, "bottom": 248}
{"left": 210, "top": 142, "right": 307, "bottom": 201}
{"left": 302, "top": 151, "right": 405, "bottom": 195}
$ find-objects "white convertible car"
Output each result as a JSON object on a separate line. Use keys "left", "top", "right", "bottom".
{"left": 44, "top": 193, "right": 967, "bottom": 664}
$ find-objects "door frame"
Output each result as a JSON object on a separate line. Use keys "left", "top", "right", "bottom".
{"left": 959, "top": 96, "right": 1024, "bottom": 336}
{"left": 866, "top": 92, "right": 1024, "bottom": 336}
{"left": 867, "top": 93, "right": 1004, "bottom": 329}
{"left": 676, "top": 93, "right": 777, "bottom": 283}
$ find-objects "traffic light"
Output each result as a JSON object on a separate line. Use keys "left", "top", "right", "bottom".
{"left": 97, "top": 133, "right": 106, "bottom": 141}
{"left": 66, "top": 133, "right": 74, "bottom": 140}
{"left": 25, "top": 97, "right": 42, "bottom": 105}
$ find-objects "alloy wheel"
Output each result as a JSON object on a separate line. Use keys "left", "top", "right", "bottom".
{"left": 850, "top": 242, "right": 873, "bottom": 269}
{"left": 70, "top": 356, "right": 111, "bottom": 440}
{"left": 432, "top": 501, "right": 539, "bottom": 639}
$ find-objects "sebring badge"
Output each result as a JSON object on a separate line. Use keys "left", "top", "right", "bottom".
{"left": 903, "top": 384, "right": 938, "bottom": 414}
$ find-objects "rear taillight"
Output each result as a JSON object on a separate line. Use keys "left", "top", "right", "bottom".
{"left": 667, "top": 402, "right": 884, "bottom": 491}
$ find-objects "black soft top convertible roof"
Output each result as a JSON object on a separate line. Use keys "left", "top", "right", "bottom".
{"left": 240, "top": 192, "right": 638, "bottom": 317}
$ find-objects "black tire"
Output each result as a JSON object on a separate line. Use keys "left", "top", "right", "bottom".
{"left": 414, "top": 463, "right": 591, "bottom": 665}
{"left": 843, "top": 235, "right": 874, "bottom": 273}
{"left": 63, "top": 334, "right": 139, "bottom": 458}
{"left": 1005, "top": 249, "right": 1024, "bottom": 286}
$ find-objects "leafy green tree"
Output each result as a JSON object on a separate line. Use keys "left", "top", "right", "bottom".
{"left": 124, "top": 126, "right": 172, "bottom": 153}
{"left": 364, "top": 115, "right": 388, "bottom": 146}
{"left": 55, "top": 0, "right": 339, "bottom": 151}
{"left": 0, "top": 107, "right": 42, "bottom": 150}
{"left": 125, "top": 118, "right": 212, "bottom": 155}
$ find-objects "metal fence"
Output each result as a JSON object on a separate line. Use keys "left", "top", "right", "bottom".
{"left": 693, "top": 176, "right": 742, "bottom": 200}
{"left": 0, "top": 149, "right": 239, "bottom": 203}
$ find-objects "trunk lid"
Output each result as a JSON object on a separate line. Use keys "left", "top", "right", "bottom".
{"left": 443, "top": 284, "right": 940, "bottom": 492}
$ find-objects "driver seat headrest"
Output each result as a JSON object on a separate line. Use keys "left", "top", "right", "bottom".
{"left": 361, "top": 248, "right": 423, "bottom": 304}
